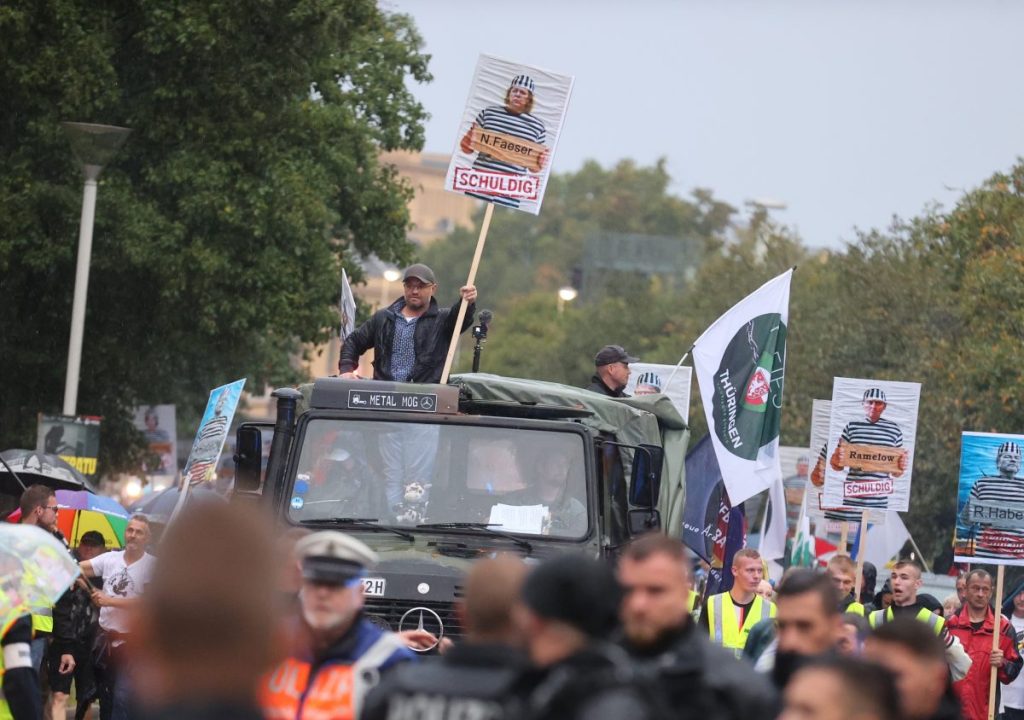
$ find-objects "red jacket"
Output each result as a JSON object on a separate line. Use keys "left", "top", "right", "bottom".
{"left": 948, "top": 606, "right": 1023, "bottom": 720}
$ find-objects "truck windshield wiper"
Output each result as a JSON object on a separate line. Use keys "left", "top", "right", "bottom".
{"left": 300, "top": 517, "right": 414, "bottom": 542}
{"left": 416, "top": 522, "right": 533, "bottom": 553}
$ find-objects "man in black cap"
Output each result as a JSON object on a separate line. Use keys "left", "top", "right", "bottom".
{"left": 339, "top": 263, "right": 477, "bottom": 384}
{"left": 517, "top": 554, "right": 656, "bottom": 720}
{"left": 258, "top": 531, "right": 416, "bottom": 719}
{"left": 362, "top": 555, "right": 533, "bottom": 720}
{"left": 585, "top": 345, "right": 638, "bottom": 398}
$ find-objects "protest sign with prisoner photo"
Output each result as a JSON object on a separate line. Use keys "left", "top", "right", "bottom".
{"left": 623, "top": 363, "right": 692, "bottom": 423}
{"left": 445, "top": 54, "right": 574, "bottom": 215}
{"left": 955, "top": 431, "right": 1024, "bottom": 564}
{"left": 822, "top": 378, "right": 920, "bottom": 514}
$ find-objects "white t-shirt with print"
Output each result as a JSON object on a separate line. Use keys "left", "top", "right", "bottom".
{"left": 89, "top": 550, "right": 155, "bottom": 636}
{"left": 1002, "top": 614, "right": 1024, "bottom": 710}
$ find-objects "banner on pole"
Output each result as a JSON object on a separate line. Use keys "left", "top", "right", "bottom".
{"left": 181, "top": 379, "right": 246, "bottom": 488}
{"left": 445, "top": 54, "right": 574, "bottom": 215}
{"left": 36, "top": 414, "right": 101, "bottom": 485}
{"left": 692, "top": 269, "right": 792, "bottom": 506}
{"left": 339, "top": 268, "right": 356, "bottom": 342}
{"left": 955, "top": 431, "right": 1024, "bottom": 565}
{"left": 822, "top": 378, "right": 920, "bottom": 514}
{"left": 132, "top": 405, "right": 178, "bottom": 479}
{"left": 624, "top": 363, "right": 692, "bottom": 422}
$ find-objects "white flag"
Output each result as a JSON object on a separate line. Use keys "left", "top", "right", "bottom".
{"left": 692, "top": 269, "right": 793, "bottom": 506}
{"left": 339, "top": 268, "right": 356, "bottom": 342}
{"left": 759, "top": 475, "right": 789, "bottom": 563}
{"left": 862, "top": 512, "right": 911, "bottom": 570}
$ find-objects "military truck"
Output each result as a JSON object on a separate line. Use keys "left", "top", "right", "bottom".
{"left": 233, "top": 373, "right": 688, "bottom": 647}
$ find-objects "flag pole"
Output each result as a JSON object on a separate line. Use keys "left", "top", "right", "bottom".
{"left": 665, "top": 347, "right": 693, "bottom": 387}
{"left": 440, "top": 203, "right": 494, "bottom": 384}
{"left": 854, "top": 511, "right": 869, "bottom": 599}
{"left": 906, "top": 530, "right": 932, "bottom": 574}
{"left": 988, "top": 564, "right": 1006, "bottom": 720}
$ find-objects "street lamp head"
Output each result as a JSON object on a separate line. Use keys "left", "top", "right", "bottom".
{"left": 558, "top": 287, "right": 578, "bottom": 302}
{"left": 382, "top": 268, "right": 402, "bottom": 283}
{"left": 60, "top": 122, "right": 132, "bottom": 180}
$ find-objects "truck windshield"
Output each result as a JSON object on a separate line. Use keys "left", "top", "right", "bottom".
{"left": 287, "top": 419, "right": 588, "bottom": 539}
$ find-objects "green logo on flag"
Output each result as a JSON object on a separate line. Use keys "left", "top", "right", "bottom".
{"left": 711, "top": 314, "right": 786, "bottom": 460}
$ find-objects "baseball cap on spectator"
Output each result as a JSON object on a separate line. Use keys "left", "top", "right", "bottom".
{"left": 403, "top": 264, "right": 436, "bottom": 285}
{"left": 594, "top": 345, "right": 639, "bottom": 368}
{"left": 521, "top": 555, "right": 621, "bottom": 639}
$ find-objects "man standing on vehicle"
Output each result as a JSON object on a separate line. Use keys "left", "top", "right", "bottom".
{"left": 945, "top": 569, "right": 1021, "bottom": 720}
{"left": 617, "top": 534, "right": 777, "bottom": 720}
{"left": 338, "top": 263, "right": 477, "bottom": 384}
{"left": 699, "top": 548, "right": 776, "bottom": 657}
{"left": 259, "top": 530, "right": 416, "bottom": 719}
{"left": 585, "top": 345, "right": 639, "bottom": 398}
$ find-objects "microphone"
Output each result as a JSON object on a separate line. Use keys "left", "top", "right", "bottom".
{"left": 479, "top": 309, "right": 493, "bottom": 325}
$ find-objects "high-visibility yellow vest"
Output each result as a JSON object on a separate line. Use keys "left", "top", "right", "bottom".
{"left": 706, "top": 592, "right": 776, "bottom": 657}
{"left": 845, "top": 602, "right": 866, "bottom": 616}
{"left": 688, "top": 590, "right": 698, "bottom": 614}
{"left": 868, "top": 606, "right": 944, "bottom": 634}
{"left": 30, "top": 607, "right": 53, "bottom": 635}
{"left": 1, "top": 612, "right": 31, "bottom": 720}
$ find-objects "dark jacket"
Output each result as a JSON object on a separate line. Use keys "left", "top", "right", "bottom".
{"left": 361, "top": 643, "right": 533, "bottom": 720}
{"left": 585, "top": 375, "right": 628, "bottom": 398}
{"left": 340, "top": 297, "right": 475, "bottom": 383}
{"left": 525, "top": 644, "right": 657, "bottom": 720}
{"left": 2, "top": 615, "right": 42, "bottom": 720}
{"left": 622, "top": 620, "right": 778, "bottom": 720}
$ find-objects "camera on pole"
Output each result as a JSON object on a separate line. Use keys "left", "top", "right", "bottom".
{"left": 471, "top": 310, "right": 492, "bottom": 373}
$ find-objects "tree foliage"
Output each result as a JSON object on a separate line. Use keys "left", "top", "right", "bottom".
{"left": 0, "top": 0, "right": 430, "bottom": 470}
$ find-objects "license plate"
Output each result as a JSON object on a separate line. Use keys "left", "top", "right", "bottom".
{"left": 362, "top": 577, "right": 386, "bottom": 597}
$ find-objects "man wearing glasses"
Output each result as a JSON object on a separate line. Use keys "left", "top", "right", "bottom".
{"left": 17, "top": 485, "right": 76, "bottom": 692}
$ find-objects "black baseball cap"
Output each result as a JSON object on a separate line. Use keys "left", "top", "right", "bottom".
{"left": 403, "top": 263, "right": 436, "bottom": 285}
{"left": 521, "top": 555, "right": 622, "bottom": 639}
{"left": 594, "top": 344, "right": 639, "bottom": 367}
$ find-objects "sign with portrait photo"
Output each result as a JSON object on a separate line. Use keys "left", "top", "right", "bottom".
{"left": 445, "top": 54, "right": 574, "bottom": 215}
{"left": 822, "top": 378, "right": 921, "bottom": 514}
{"left": 133, "top": 404, "right": 178, "bottom": 480}
{"left": 623, "top": 363, "right": 692, "bottom": 423}
{"left": 36, "top": 413, "right": 101, "bottom": 484}
{"left": 954, "top": 431, "right": 1024, "bottom": 565}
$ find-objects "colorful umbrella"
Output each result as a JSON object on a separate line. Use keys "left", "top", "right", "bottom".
{"left": 5, "top": 490, "right": 129, "bottom": 548}
{"left": 55, "top": 490, "right": 129, "bottom": 548}
{"left": 0, "top": 524, "right": 79, "bottom": 635}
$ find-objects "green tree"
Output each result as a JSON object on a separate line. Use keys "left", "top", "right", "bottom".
{"left": 0, "top": 0, "right": 430, "bottom": 471}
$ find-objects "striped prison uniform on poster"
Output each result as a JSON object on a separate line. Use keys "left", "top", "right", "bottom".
{"left": 840, "top": 418, "right": 903, "bottom": 510}
{"left": 819, "top": 442, "right": 861, "bottom": 523}
{"left": 467, "top": 106, "right": 546, "bottom": 209}
{"left": 968, "top": 475, "right": 1024, "bottom": 559}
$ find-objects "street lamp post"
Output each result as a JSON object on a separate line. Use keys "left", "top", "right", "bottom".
{"left": 557, "top": 286, "right": 578, "bottom": 314}
{"left": 60, "top": 122, "right": 132, "bottom": 417}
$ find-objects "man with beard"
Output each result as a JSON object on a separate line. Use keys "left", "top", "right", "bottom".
{"left": 960, "top": 441, "right": 1024, "bottom": 559}
{"left": 617, "top": 534, "right": 776, "bottom": 720}
{"left": 867, "top": 559, "right": 972, "bottom": 681}
{"left": 258, "top": 531, "right": 415, "bottom": 719}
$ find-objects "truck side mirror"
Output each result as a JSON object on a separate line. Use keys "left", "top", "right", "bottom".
{"left": 627, "top": 507, "right": 662, "bottom": 535}
{"left": 629, "top": 444, "right": 663, "bottom": 509}
{"left": 234, "top": 425, "right": 263, "bottom": 493}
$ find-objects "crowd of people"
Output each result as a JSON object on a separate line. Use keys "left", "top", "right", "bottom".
{"left": 8, "top": 476, "right": 1024, "bottom": 720}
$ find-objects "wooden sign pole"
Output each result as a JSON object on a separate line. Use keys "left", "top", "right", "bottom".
{"left": 988, "top": 564, "right": 1006, "bottom": 720}
{"left": 440, "top": 203, "right": 494, "bottom": 384}
{"left": 854, "top": 512, "right": 869, "bottom": 599}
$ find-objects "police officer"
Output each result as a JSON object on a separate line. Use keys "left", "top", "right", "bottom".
{"left": 361, "top": 556, "right": 533, "bottom": 720}
{"left": 258, "top": 531, "right": 416, "bottom": 719}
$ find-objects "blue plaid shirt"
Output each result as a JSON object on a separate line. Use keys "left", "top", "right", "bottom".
{"left": 390, "top": 314, "right": 419, "bottom": 382}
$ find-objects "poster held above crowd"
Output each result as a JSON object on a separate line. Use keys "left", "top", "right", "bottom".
{"left": 623, "top": 362, "right": 692, "bottom": 422}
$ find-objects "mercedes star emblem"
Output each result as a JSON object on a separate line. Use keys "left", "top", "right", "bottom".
{"left": 398, "top": 606, "right": 444, "bottom": 652}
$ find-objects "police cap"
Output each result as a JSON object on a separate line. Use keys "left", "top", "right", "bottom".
{"left": 296, "top": 530, "right": 378, "bottom": 585}
{"left": 521, "top": 554, "right": 621, "bottom": 639}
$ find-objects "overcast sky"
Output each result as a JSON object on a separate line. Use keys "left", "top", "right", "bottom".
{"left": 387, "top": 0, "right": 1023, "bottom": 248}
